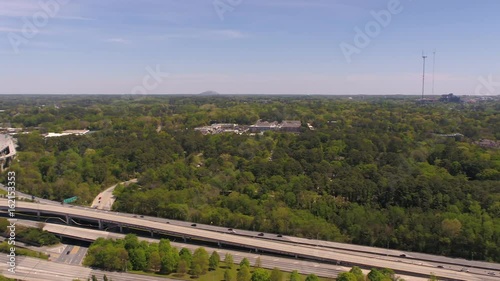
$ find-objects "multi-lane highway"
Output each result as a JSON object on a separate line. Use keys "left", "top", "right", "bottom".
{"left": 11, "top": 219, "right": 430, "bottom": 280}
{"left": 5, "top": 182, "right": 498, "bottom": 275}
{"left": 38, "top": 222, "right": 366, "bottom": 279}
{"left": 1, "top": 199, "right": 498, "bottom": 281}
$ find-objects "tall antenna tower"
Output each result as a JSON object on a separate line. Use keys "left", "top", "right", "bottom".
{"left": 421, "top": 51, "right": 428, "bottom": 100}
{"left": 432, "top": 50, "right": 436, "bottom": 95}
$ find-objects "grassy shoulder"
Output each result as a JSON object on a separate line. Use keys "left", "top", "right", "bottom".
{"left": 0, "top": 241, "right": 49, "bottom": 260}
{"left": 0, "top": 218, "right": 60, "bottom": 246}
{"left": 130, "top": 263, "right": 332, "bottom": 281}
{"left": 0, "top": 275, "right": 16, "bottom": 281}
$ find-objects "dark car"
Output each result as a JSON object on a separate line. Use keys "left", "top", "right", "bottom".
{"left": 191, "top": 223, "right": 197, "bottom": 227}
{"left": 66, "top": 250, "right": 70, "bottom": 255}
{"left": 437, "top": 265, "right": 444, "bottom": 268}
{"left": 399, "top": 254, "right": 406, "bottom": 258}
{"left": 166, "top": 221, "right": 170, "bottom": 224}
{"left": 258, "top": 233, "right": 264, "bottom": 236}
{"left": 277, "top": 234, "right": 283, "bottom": 237}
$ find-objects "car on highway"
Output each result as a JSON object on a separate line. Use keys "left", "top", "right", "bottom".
{"left": 258, "top": 233, "right": 264, "bottom": 236}
{"left": 277, "top": 234, "right": 283, "bottom": 237}
{"left": 99, "top": 197, "right": 102, "bottom": 200}
{"left": 399, "top": 254, "right": 407, "bottom": 257}
{"left": 228, "top": 228, "right": 236, "bottom": 233}
{"left": 437, "top": 265, "right": 444, "bottom": 268}
{"left": 140, "top": 215, "right": 144, "bottom": 218}
{"left": 487, "top": 272, "right": 496, "bottom": 276}
{"left": 66, "top": 250, "right": 70, "bottom": 255}
{"left": 191, "top": 223, "right": 197, "bottom": 227}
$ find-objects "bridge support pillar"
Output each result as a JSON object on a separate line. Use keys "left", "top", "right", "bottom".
{"left": 36, "top": 211, "right": 40, "bottom": 218}
{"left": 98, "top": 220, "right": 103, "bottom": 230}
{"left": 65, "top": 215, "right": 70, "bottom": 225}
{"left": 182, "top": 236, "right": 187, "bottom": 242}
{"left": 150, "top": 230, "right": 154, "bottom": 237}
{"left": 119, "top": 224, "right": 123, "bottom": 233}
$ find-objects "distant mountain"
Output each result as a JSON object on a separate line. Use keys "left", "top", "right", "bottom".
{"left": 198, "top": 91, "right": 221, "bottom": 96}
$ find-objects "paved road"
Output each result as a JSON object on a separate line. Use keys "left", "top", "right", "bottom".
{"left": 39, "top": 222, "right": 429, "bottom": 281}
{"left": 4, "top": 183, "right": 499, "bottom": 274}
{"left": 0, "top": 255, "right": 92, "bottom": 281}
{"left": 0, "top": 183, "right": 58, "bottom": 205}
{"left": 91, "top": 179, "right": 137, "bottom": 210}
{"left": 2, "top": 199, "right": 496, "bottom": 281}
{"left": 2, "top": 190, "right": 500, "bottom": 279}
{"left": 55, "top": 245, "right": 88, "bottom": 266}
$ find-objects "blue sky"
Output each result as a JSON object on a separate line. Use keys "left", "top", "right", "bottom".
{"left": 1, "top": 0, "right": 499, "bottom": 95}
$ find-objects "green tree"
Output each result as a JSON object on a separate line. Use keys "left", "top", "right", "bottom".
{"left": 192, "top": 264, "right": 203, "bottom": 277}
{"left": 252, "top": 268, "right": 271, "bottom": 281}
{"left": 289, "top": 270, "right": 301, "bottom": 281}
{"left": 191, "top": 247, "right": 209, "bottom": 275}
{"left": 367, "top": 269, "right": 390, "bottom": 281}
{"left": 129, "top": 248, "right": 147, "bottom": 271}
{"left": 177, "top": 260, "right": 188, "bottom": 275}
{"left": 225, "top": 269, "right": 235, "bottom": 281}
{"left": 209, "top": 251, "right": 220, "bottom": 270}
{"left": 240, "top": 257, "right": 250, "bottom": 268}
{"left": 179, "top": 248, "right": 192, "bottom": 268}
{"left": 237, "top": 265, "right": 252, "bottom": 281}
{"left": 160, "top": 249, "right": 179, "bottom": 274}
{"left": 224, "top": 253, "right": 234, "bottom": 269}
{"left": 336, "top": 272, "right": 357, "bottom": 281}
{"left": 349, "top": 266, "right": 365, "bottom": 281}
{"left": 270, "top": 267, "right": 283, "bottom": 281}
{"left": 428, "top": 273, "right": 439, "bottom": 281}
{"left": 148, "top": 250, "right": 161, "bottom": 272}
{"left": 305, "top": 274, "right": 319, "bottom": 281}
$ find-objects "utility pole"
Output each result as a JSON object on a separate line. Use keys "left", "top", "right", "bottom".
{"left": 432, "top": 50, "right": 436, "bottom": 95}
{"left": 422, "top": 51, "right": 428, "bottom": 99}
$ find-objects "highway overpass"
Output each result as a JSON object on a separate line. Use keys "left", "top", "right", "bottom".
{"left": 0, "top": 199, "right": 497, "bottom": 281}
{"left": 4, "top": 183, "right": 498, "bottom": 274}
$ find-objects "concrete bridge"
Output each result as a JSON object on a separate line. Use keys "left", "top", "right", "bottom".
{"left": 0, "top": 134, "right": 16, "bottom": 172}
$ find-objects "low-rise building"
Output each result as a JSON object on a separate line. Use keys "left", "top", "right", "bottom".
{"left": 280, "top": 120, "right": 302, "bottom": 132}
{"left": 45, "top": 129, "right": 90, "bottom": 138}
{"left": 474, "top": 139, "right": 500, "bottom": 149}
{"left": 249, "top": 120, "right": 279, "bottom": 133}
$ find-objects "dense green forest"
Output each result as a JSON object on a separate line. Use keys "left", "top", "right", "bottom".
{"left": 1, "top": 95, "right": 499, "bottom": 262}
